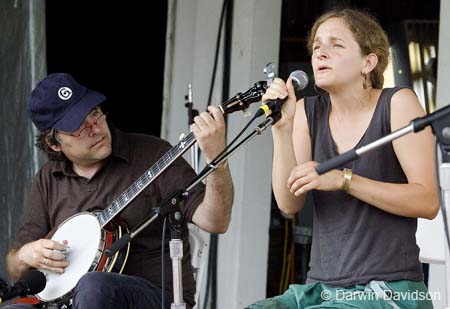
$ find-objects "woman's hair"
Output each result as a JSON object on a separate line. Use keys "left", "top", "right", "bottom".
{"left": 307, "top": 8, "right": 389, "bottom": 89}
{"left": 35, "top": 129, "right": 67, "bottom": 161}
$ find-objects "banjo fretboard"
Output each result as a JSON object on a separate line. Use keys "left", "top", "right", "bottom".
{"left": 97, "top": 132, "right": 196, "bottom": 227}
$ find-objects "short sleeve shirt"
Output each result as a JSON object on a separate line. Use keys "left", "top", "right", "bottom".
{"left": 12, "top": 125, "right": 205, "bottom": 305}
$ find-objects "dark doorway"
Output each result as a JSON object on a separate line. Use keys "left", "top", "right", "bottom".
{"left": 46, "top": 1, "right": 168, "bottom": 136}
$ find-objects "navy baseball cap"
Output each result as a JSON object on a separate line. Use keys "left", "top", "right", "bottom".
{"left": 28, "top": 73, "right": 106, "bottom": 132}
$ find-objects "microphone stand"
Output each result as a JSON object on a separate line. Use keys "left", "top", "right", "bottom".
{"left": 185, "top": 83, "right": 200, "bottom": 173}
{"left": 316, "top": 104, "right": 450, "bottom": 175}
{"left": 315, "top": 104, "right": 450, "bottom": 306}
{"left": 106, "top": 116, "right": 275, "bottom": 308}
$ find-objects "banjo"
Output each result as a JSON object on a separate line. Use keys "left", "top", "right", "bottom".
{"left": 35, "top": 81, "right": 269, "bottom": 308}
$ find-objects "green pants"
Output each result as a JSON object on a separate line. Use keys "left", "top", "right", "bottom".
{"left": 246, "top": 280, "right": 433, "bottom": 308}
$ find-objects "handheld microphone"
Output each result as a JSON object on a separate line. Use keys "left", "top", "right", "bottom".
{"left": 0, "top": 270, "right": 46, "bottom": 304}
{"left": 255, "top": 70, "right": 309, "bottom": 117}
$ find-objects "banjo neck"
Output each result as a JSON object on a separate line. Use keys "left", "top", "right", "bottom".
{"left": 97, "top": 132, "right": 196, "bottom": 227}
{"left": 97, "top": 80, "right": 269, "bottom": 228}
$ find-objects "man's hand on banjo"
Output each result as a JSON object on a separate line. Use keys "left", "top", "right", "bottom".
{"left": 17, "top": 239, "right": 69, "bottom": 273}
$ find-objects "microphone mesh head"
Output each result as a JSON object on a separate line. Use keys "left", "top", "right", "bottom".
{"left": 20, "top": 269, "right": 46, "bottom": 294}
{"left": 289, "top": 70, "right": 309, "bottom": 91}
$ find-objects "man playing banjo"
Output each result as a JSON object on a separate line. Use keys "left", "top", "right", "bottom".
{"left": 5, "top": 73, "right": 234, "bottom": 308}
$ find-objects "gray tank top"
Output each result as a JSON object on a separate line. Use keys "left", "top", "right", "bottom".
{"left": 304, "top": 87, "right": 423, "bottom": 286}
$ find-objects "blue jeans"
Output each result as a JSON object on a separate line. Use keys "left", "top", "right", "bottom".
{"left": 3, "top": 272, "right": 171, "bottom": 309}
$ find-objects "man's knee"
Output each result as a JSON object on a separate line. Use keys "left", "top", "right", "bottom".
{"left": 73, "top": 273, "right": 118, "bottom": 309}
{"left": 73, "top": 272, "right": 117, "bottom": 304}
{"left": 75, "top": 272, "right": 109, "bottom": 293}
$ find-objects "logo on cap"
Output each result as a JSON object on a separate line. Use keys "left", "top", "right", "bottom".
{"left": 58, "top": 87, "right": 73, "bottom": 100}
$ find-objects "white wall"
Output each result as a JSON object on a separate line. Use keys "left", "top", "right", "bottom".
{"left": 436, "top": 1, "right": 450, "bottom": 110}
{"left": 427, "top": 1, "right": 450, "bottom": 308}
{"left": 162, "top": 0, "right": 225, "bottom": 144}
{"left": 162, "top": 0, "right": 282, "bottom": 308}
{"left": 216, "top": 2, "right": 282, "bottom": 307}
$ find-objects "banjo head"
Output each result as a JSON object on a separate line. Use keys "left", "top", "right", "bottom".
{"left": 37, "top": 212, "right": 102, "bottom": 303}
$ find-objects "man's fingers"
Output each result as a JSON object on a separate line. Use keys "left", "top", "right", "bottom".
{"left": 207, "top": 106, "right": 225, "bottom": 125}
{"left": 41, "top": 239, "right": 68, "bottom": 251}
{"left": 47, "top": 250, "right": 66, "bottom": 261}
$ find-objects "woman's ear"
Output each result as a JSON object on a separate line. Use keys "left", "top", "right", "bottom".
{"left": 363, "top": 53, "right": 378, "bottom": 74}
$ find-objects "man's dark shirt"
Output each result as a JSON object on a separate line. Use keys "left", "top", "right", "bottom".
{"left": 13, "top": 125, "right": 205, "bottom": 306}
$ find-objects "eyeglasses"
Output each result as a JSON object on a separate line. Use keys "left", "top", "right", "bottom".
{"left": 56, "top": 110, "right": 107, "bottom": 139}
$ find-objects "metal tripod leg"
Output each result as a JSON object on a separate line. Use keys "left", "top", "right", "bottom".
{"left": 170, "top": 238, "right": 186, "bottom": 309}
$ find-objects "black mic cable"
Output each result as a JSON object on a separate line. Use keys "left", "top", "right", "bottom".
{"left": 198, "top": 112, "right": 260, "bottom": 179}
